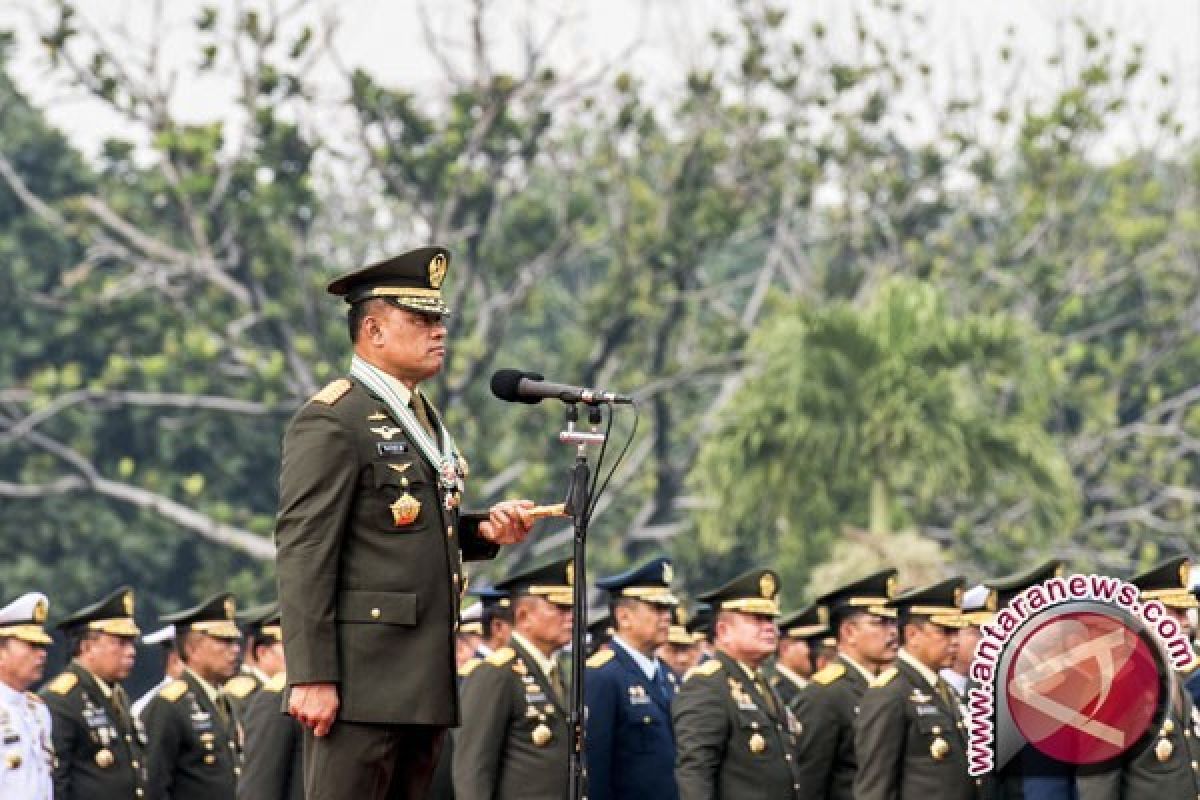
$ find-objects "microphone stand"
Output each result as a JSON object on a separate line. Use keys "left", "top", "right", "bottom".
{"left": 560, "top": 403, "right": 606, "bottom": 800}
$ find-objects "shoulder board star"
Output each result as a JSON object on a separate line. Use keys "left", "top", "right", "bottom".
{"left": 812, "top": 663, "right": 846, "bottom": 685}
{"left": 684, "top": 660, "right": 723, "bottom": 682}
{"left": 159, "top": 680, "right": 189, "bottom": 702}
{"left": 46, "top": 672, "right": 78, "bottom": 696}
{"left": 263, "top": 673, "right": 288, "bottom": 693}
{"left": 223, "top": 674, "right": 258, "bottom": 699}
{"left": 487, "top": 647, "right": 516, "bottom": 667}
{"left": 459, "top": 658, "right": 483, "bottom": 678}
{"left": 871, "top": 667, "right": 899, "bottom": 688}
{"left": 312, "top": 379, "right": 352, "bottom": 406}
{"left": 586, "top": 649, "right": 614, "bottom": 669}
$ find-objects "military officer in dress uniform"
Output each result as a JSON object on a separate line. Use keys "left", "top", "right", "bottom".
{"left": 239, "top": 642, "right": 304, "bottom": 800}
{"left": 224, "top": 602, "right": 282, "bottom": 715}
{"left": 275, "top": 245, "right": 535, "bottom": 800}
{"left": 41, "top": 586, "right": 148, "bottom": 799}
{"left": 687, "top": 604, "right": 715, "bottom": 664}
{"left": 659, "top": 606, "right": 701, "bottom": 679}
{"left": 672, "top": 568, "right": 802, "bottom": 800}
{"left": 793, "top": 569, "right": 899, "bottom": 800}
{"left": 771, "top": 602, "right": 830, "bottom": 712}
{"left": 854, "top": 577, "right": 978, "bottom": 800}
{"left": 0, "top": 592, "right": 54, "bottom": 800}
{"left": 453, "top": 558, "right": 574, "bottom": 800}
{"left": 140, "top": 593, "right": 244, "bottom": 800}
{"left": 1076, "top": 556, "right": 1200, "bottom": 799}
{"left": 133, "top": 624, "right": 181, "bottom": 719}
{"left": 585, "top": 556, "right": 681, "bottom": 800}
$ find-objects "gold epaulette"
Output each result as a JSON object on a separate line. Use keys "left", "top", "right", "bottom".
{"left": 684, "top": 659, "right": 723, "bottom": 683}
{"left": 487, "top": 647, "right": 515, "bottom": 667}
{"left": 263, "top": 672, "right": 287, "bottom": 693}
{"left": 586, "top": 649, "right": 614, "bottom": 669}
{"left": 223, "top": 674, "right": 258, "bottom": 699}
{"left": 870, "top": 667, "right": 898, "bottom": 688}
{"left": 159, "top": 680, "right": 188, "bottom": 702}
{"left": 812, "top": 663, "right": 846, "bottom": 686}
{"left": 311, "top": 379, "right": 352, "bottom": 406}
{"left": 46, "top": 672, "right": 78, "bottom": 696}
{"left": 459, "top": 658, "right": 482, "bottom": 678}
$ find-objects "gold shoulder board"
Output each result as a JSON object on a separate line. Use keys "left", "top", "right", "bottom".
{"left": 223, "top": 674, "right": 257, "bottom": 699}
{"left": 586, "top": 649, "right": 614, "bottom": 669}
{"left": 870, "top": 667, "right": 899, "bottom": 688}
{"left": 160, "top": 680, "right": 189, "bottom": 702}
{"left": 458, "top": 658, "right": 482, "bottom": 678}
{"left": 311, "top": 379, "right": 352, "bottom": 406}
{"left": 487, "top": 647, "right": 516, "bottom": 667}
{"left": 684, "top": 659, "right": 723, "bottom": 683}
{"left": 46, "top": 672, "right": 78, "bottom": 696}
{"left": 263, "top": 673, "right": 288, "bottom": 693}
{"left": 812, "top": 663, "right": 846, "bottom": 686}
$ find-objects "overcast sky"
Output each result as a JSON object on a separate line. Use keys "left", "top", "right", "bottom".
{"left": 1, "top": 0, "right": 1197, "bottom": 159}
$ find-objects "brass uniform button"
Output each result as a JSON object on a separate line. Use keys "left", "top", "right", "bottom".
{"left": 371, "top": 608, "right": 381, "bottom": 619}
{"left": 95, "top": 748, "right": 115, "bottom": 768}
{"left": 204, "top": 754, "right": 216, "bottom": 765}
{"left": 748, "top": 733, "right": 766, "bottom": 754}
{"left": 532, "top": 723, "right": 553, "bottom": 747}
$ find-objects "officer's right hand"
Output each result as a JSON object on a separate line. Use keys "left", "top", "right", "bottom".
{"left": 289, "top": 682, "right": 339, "bottom": 737}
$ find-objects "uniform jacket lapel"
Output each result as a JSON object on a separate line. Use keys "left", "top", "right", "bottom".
{"left": 510, "top": 638, "right": 568, "bottom": 718}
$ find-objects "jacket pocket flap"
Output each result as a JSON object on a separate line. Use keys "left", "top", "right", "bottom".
{"left": 373, "top": 461, "right": 427, "bottom": 488}
{"left": 337, "top": 590, "right": 417, "bottom": 625}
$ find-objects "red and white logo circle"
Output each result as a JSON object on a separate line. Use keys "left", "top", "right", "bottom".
{"left": 1006, "top": 611, "right": 1163, "bottom": 764}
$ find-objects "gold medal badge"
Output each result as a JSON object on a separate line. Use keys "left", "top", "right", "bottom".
{"left": 428, "top": 253, "right": 448, "bottom": 289}
{"left": 748, "top": 732, "right": 766, "bottom": 753}
{"left": 930, "top": 736, "right": 950, "bottom": 761}
{"left": 532, "top": 723, "right": 553, "bottom": 747}
{"left": 95, "top": 748, "right": 114, "bottom": 768}
{"left": 391, "top": 493, "right": 421, "bottom": 527}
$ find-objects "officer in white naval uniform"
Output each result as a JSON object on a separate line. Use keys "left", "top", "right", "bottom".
{"left": 0, "top": 592, "right": 55, "bottom": 800}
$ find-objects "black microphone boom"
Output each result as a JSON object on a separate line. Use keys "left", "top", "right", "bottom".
{"left": 490, "top": 369, "right": 633, "bottom": 405}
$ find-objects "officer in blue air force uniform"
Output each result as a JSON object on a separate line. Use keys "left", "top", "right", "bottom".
{"left": 0, "top": 592, "right": 55, "bottom": 800}
{"left": 585, "top": 557, "right": 681, "bottom": 800}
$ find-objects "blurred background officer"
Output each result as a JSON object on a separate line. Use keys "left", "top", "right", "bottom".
{"left": 854, "top": 578, "right": 976, "bottom": 800}
{"left": 1076, "top": 557, "right": 1200, "bottom": 800}
{"left": 0, "top": 592, "right": 54, "bottom": 799}
{"left": 585, "top": 556, "right": 681, "bottom": 800}
{"left": 141, "top": 593, "right": 244, "bottom": 800}
{"left": 453, "top": 558, "right": 574, "bottom": 800}
{"left": 659, "top": 606, "right": 701, "bottom": 679}
{"left": 673, "top": 568, "right": 801, "bottom": 800}
{"left": 225, "top": 601, "right": 282, "bottom": 714}
{"left": 687, "top": 604, "right": 715, "bottom": 664}
{"left": 42, "top": 586, "right": 148, "bottom": 799}
{"left": 475, "top": 586, "right": 515, "bottom": 659}
{"left": 771, "top": 602, "right": 830, "bottom": 712}
{"left": 239, "top": 605, "right": 303, "bottom": 800}
{"left": 794, "top": 569, "right": 898, "bottom": 800}
{"left": 132, "top": 624, "right": 181, "bottom": 719}
{"left": 456, "top": 601, "right": 486, "bottom": 670}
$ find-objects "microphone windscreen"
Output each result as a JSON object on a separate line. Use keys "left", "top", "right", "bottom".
{"left": 490, "top": 369, "right": 543, "bottom": 404}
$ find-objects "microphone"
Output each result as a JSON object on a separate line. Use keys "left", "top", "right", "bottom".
{"left": 490, "top": 369, "right": 634, "bottom": 405}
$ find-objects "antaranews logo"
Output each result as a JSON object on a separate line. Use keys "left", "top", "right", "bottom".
{"left": 966, "top": 574, "right": 1194, "bottom": 774}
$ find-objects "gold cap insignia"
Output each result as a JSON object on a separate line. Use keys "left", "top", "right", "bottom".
{"left": 760, "top": 573, "right": 777, "bottom": 599}
{"left": 428, "top": 253, "right": 448, "bottom": 289}
{"left": 224, "top": 597, "right": 236, "bottom": 620}
{"left": 675, "top": 607, "right": 687, "bottom": 626}
{"left": 123, "top": 591, "right": 134, "bottom": 617}
{"left": 391, "top": 493, "right": 422, "bottom": 527}
{"left": 986, "top": 591, "right": 998, "bottom": 612}
{"left": 886, "top": 575, "right": 898, "bottom": 598}
{"left": 1181, "top": 561, "right": 1191, "bottom": 590}
{"left": 566, "top": 561, "right": 574, "bottom": 587}
{"left": 817, "top": 606, "right": 830, "bottom": 626}
{"left": 954, "top": 586, "right": 964, "bottom": 606}
{"left": 32, "top": 599, "right": 47, "bottom": 624}
{"left": 663, "top": 563, "right": 674, "bottom": 585}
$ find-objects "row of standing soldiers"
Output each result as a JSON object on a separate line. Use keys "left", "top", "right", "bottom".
{"left": 3, "top": 553, "right": 1200, "bottom": 799}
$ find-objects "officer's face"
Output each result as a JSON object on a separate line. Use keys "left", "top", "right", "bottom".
{"left": 361, "top": 302, "right": 448, "bottom": 384}
{"left": 848, "top": 613, "right": 898, "bottom": 666}
{"left": 777, "top": 637, "right": 812, "bottom": 676}
{"left": 909, "top": 621, "right": 959, "bottom": 670}
{"left": 0, "top": 638, "right": 47, "bottom": 690}
{"left": 616, "top": 600, "right": 672, "bottom": 650}
{"left": 522, "top": 597, "right": 573, "bottom": 651}
{"left": 717, "top": 612, "right": 778, "bottom": 666}
{"left": 186, "top": 632, "right": 242, "bottom": 684}
{"left": 81, "top": 632, "right": 137, "bottom": 683}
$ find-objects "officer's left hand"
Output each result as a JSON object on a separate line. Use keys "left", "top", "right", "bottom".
{"left": 479, "top": 499, "right": 535, "bottom": 545}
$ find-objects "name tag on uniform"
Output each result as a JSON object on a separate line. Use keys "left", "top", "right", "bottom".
{"left": 915, "top": 704, "right": 940, "bottom": 716}
{"left": 377, "top": 442, "right": 409, "bottom": 457}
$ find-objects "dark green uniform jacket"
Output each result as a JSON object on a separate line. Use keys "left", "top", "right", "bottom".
{"left": 672, "top": 650, "right": 802, "bottom": 800}
{"left": 40, "top": 662, "right": 149, "bottom": 800}
{"left": 141, "top": 669, "right": 242, "bottom": 800}
{"left": 793, "top": 655, "right": 871, "bottom": 800}
{"left": 237, "top": 672, "right": 303, "bottom": 800}
{"left": 854, "top": 656, "right": 978, "bottom": 800}
{"left": 1076, "top": 676, "right": 1200, "bottom": 799}
{"left": 275, "top": 377, "right": 498, "bottom": 726}
{"left": 768, "top": 664, "right": 807, "bottom": 715}
{"left": 452, "top": 638, "right": 570, "bottom": 800}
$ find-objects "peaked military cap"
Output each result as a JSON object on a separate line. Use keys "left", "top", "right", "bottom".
{"left": 986, "top": 559, "right": 1064, "bottom": 609}
{"left": 327, "top": 245, "right": 452, "bottom": 315}
{"left": 778, "top": 603, "right": 830, "bottom": 641}
{"left": 667, "top": 605, "right": 695, "bottom": 646}
{"left": 0, "top": 592, "right": 52, "bottom": 645}
{"left": 596, "top": 557, "right": 678, "bottom": 606}
{"left": 57, "top": 586, "right": 140, "bottom": 637}
{"left": 160, "top": 593, "right": 241, "bottom": 639}
{"left": 818, "top": 568, "right": 898, "bottom": 620}
{"left": 889, "top": 577, "right": 967, "bottom": 628}
{"left": 1132, "top": 556, "right": 1197, "bottom": 610}
{"left": 460, "top": 601, "right": 485, "bottom": 636}
{"left": 237, "top": 600, "right": 281, "bottom": 642}
{"left": 959, "top": 584, "right": 999, "bottom": 626}
{"left": 686, "top": 603, "right": 714, "bottom": 639}
{"left": 495, "top": 557, "right": 574, "bottom": 607}
{"left": 469, "top": 585, "right": 512, "bottom": 610}
{"left": 696, "top": 568, "right": 781, "bottom": 617}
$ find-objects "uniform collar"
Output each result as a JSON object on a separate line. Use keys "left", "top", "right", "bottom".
{"left": 774, "top": 663, "right": 807, "bottom": 689}
{"left": 73, "top": 661, "right": 112, "bottom": 698}
{"left": 511, "top": 632, "right": 558, "bottom": 679}
{"left": 242, "top": 664, "right": 268, "bottom": 684}
{"left": 899, "top": 649, "right": 941, "bottom": 689}
{"left": 185, "top": 667, "right": 221, "bottom": 705}
{"left": 840, "top": 652, "right": 877, "bottom": 682}
{"left": 612, "top": 635, "right": 658, "bottom": 681}
{"left": 940, "top": 668, "right": 966, "bottom": 695}
{"left": 375, "top": 368, "right": 413, "bottom": 407}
